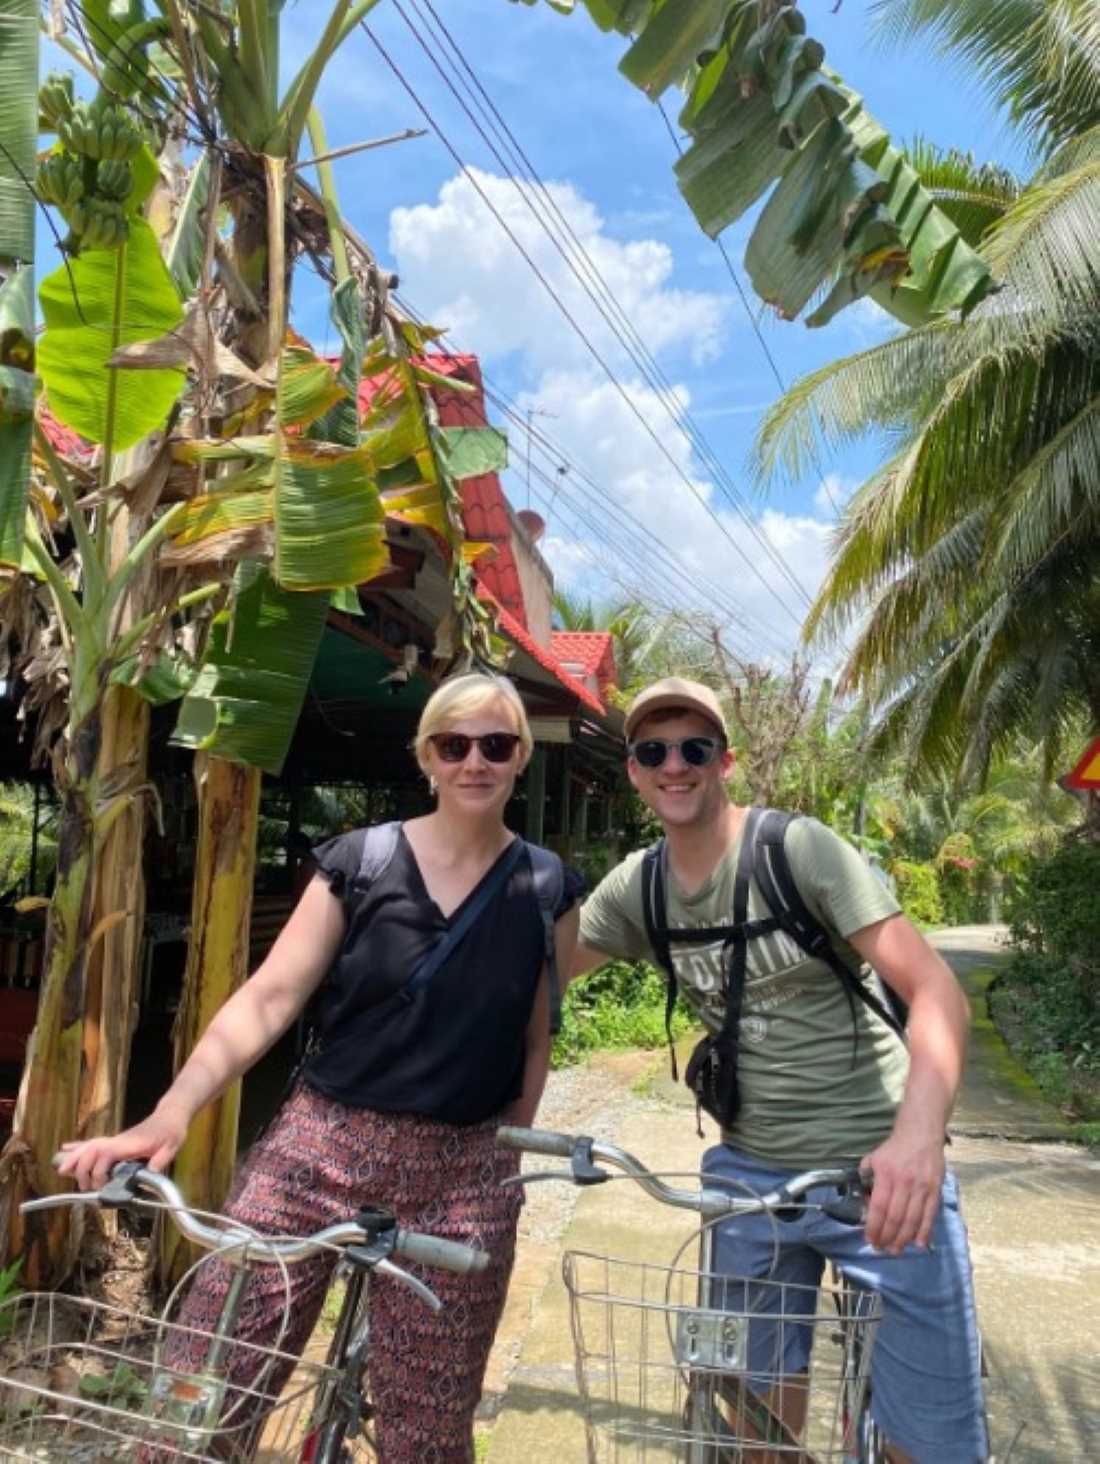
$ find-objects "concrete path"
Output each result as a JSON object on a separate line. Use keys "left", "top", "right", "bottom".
{"left": 485, "top": 926, "right": 1100, "bottom": 1462}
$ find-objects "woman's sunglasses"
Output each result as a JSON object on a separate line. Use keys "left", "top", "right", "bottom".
{"left": 428, "top": 732, "right": 522, "bottom": 764}
{"left": 628, "top": 736, "right": 722, "bottom": 769}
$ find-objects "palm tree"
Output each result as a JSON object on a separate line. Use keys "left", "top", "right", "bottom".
{"left": 754, "top": 4, "right": 1100, "bottom": 788}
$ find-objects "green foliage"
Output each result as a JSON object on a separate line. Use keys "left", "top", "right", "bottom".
{"left": 0, "top": 1258, "right": 21, "bottom": 1337}
{"left": 551, "top": 960, "right": 692, "bottom": 1068}
{"left": 889, "top": 858, "right": 944, "bottom": 926}
{"left": 0, "top": 783, "right": 57, "bottom": 897}
{"left": 993, "top": 839, "right": 1100, "bottom": 1119}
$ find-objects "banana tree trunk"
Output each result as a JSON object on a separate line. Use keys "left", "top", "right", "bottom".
{"left": 0, "top": 671, "right": 103, "bottom": 1285}
{"left": 77, "top": 684, "right": 150, "bottom": 1142}
{"left": 154, "top": 752, "right": 260, "bottom": 1289}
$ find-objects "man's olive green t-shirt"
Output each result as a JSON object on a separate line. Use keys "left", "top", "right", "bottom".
{"left": 579, "top": 817, "right": 908, "bottom": 1169}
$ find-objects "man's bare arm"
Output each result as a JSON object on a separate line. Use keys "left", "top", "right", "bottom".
{"left": 847, "top": 914, "right": 970, "bottom": 1253}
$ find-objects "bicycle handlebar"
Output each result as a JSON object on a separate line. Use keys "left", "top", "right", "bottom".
{"left": 24, "top": 1164, "right": 489, "bottom": 1276}
{"left": 496, "top": 1126, "right": 865, "bottom": 1222}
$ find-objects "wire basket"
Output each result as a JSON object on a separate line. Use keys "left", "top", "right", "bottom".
{"left": 563, "top": 1251, "right": 882, "bottom": 1462}
{"left": 0, "top": 1291, "right": 338, "bottom": 1461}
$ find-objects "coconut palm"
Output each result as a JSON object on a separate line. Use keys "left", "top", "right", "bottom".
{"left": 754, "top": 4, "right": 1100, "bottom": 787}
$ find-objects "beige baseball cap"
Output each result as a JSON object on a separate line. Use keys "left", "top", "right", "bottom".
{"left": 624, "top": 677, "right": 728, "bottom": 743}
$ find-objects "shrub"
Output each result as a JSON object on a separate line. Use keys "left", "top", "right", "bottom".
{"left": 552, "top": 959, "right": 693, "bottom": 1068}
{"left": 889, "top": 859, "right": 943, "bottom": 927}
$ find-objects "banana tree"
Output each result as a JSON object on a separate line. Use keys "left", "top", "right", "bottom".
{"left": 508, "top": 0, "right": 996, "bottom": 327}
{"left": 0, "top": 0, "right": 496, "bottom": 1286}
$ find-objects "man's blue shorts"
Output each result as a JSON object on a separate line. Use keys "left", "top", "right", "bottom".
{"left": 703, "top": 1144, "right": 989, "bottom": 1463}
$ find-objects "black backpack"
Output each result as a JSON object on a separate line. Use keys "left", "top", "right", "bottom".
{"left": 640, "top": 807, "right": 907, "bottom": 1130}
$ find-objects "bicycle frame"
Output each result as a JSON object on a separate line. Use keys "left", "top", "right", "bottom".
{"left": 499, "top": 1126, "right": 876, "bottom": 1464}
{"left": 16, "top": 1163, "right": 488, "bottom": 1463}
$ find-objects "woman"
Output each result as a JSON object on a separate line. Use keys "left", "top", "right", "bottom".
{"left": 57, "top": 672, "right": 583, "bottom": 1461}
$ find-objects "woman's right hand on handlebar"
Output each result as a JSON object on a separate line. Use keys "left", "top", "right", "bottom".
{"left": 55, "top": 1105, "right": 188, "bottom": 1192}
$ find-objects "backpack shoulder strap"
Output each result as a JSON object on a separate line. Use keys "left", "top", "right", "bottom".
{"left": 753, "top": 811, "right": 905, "bottom": 1040}
{"left": 357, "top": 821, "right": 401, "bottom": 885}
{"left": 526, "top": 844, "right": 566, "bottom": 1036}
{"left": 641, "top": 839, "right": 684, "bottom": 1078}
{"left": 641, "top": 839, "right": 672, "bottom": 975}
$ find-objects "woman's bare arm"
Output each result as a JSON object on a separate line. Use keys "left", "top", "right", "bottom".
{"left": 57, "top": 875, "right": 346, "bottom": 1188}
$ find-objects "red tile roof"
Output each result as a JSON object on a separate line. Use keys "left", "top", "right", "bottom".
{"left": 550, "top": 631, "right": 617, "bottom": 694}
{"left": 478, "top": 587, "right": 605, "bottom": 717}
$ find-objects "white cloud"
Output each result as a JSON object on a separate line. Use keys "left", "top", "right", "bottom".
{"left": 516, "top": 369, "right": 832, "bottom": 663}
{"left": 387, "top": 171, "right": 839, "bottom": 662}
{"left": 389, "top": 168, "right": 727, "bottom": 372}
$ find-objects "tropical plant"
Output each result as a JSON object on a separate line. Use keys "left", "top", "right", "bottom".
{"left": 0, "top": 782, "right": 57, "bottom": 897}
{"left": 0, "top": 0, "right": 501, "bottom": 1286}
{"left": 754, "top": 4, "right": 1100, "bottom": 793}
{"left": 508, "top": 0, "right": 995, "bottom": 327}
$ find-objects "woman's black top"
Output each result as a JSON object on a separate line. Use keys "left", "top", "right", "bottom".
{"left": 301, "top": 825, "right": 585, "bottom": 1125}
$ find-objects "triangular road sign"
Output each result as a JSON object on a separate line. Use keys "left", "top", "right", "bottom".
{"left": 1064, "top": 737, "right": 1100, "bottom": 791}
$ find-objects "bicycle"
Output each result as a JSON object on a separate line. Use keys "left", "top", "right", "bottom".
{"left": 0, "top": 1160, "right": 489, "bottom": 1461}
{"left": 497, "top": 1125, "right": 883, "bottom": 1463}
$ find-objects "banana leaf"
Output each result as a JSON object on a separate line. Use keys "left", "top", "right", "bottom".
{"left": 110, "top": 650, "right": 197, "bottom": 705}
{"left": 436, "top": 426, "right": 508, "bottom": 479}
{"left": 0, "top": 268, "right": 35, "bottom": 569}
{"left": 38, "top": 219, "right": 186, "bottom": 449}
{"left": 512, "top": 0, "right": 997, "bottom": 329}
{"left": 279, "top": 335, "right": 346, "bottom": 429}
{"left": 313, "top": 275, "right": 365, "bottom": 447}
{"left": 0, "top": 0, "right": 37, "bottom": 263}
{"left": 171, "top": 562, "right": 329, "bottom": 775}
{"left": 272, "top": 438, "right": 387, "bottom": 590}
{"left": 165, "top": 152, "right": 211, "bottom": 296}
{"left": 619, "top": 0, "right": 726, "bottom": 100}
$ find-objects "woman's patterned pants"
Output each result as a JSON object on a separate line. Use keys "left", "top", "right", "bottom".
{"left": 150, "top": 1084, "right": 522, "bottom": 1462}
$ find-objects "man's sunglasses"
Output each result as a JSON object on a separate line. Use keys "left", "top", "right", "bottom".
{"left": 428, "top": 732, "right": 522, "bottom": 764}
{"left": 628, "top": 736, "right": 723, "bottom": 769}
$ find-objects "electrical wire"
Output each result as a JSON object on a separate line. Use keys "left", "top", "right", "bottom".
{"left": 654, "top": 96, "right": 841, "bottom": 519}
{"left": 407, "top": 0, "right": 831, "bottom": 553}
{"left": 391, "top": 292, "right": 792, "bottom": 661}
{"left": 361, "top": 16, "right": 810, "bottom": 634}
{"left": 391, "top": 0, "right": 816, "bottom": 614}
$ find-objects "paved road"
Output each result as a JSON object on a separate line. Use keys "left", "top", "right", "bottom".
{"left": 485, "top": 926, "right": 1100, "bottom": 1462}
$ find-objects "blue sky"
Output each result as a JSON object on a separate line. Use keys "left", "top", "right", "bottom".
{"left": 47, "top": 0, "right": 1035, "bottom": 662}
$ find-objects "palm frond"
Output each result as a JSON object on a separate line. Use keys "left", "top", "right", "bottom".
{"left": 984, "top": 154, "right": 1100, "bottom": 339}
{"left": 871, "top": 0, "right": 1100, "bottom": 154}
{"left": 903, "top": 137, "right": 1022, "bottom": 244}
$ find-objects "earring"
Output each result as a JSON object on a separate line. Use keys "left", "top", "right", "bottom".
{"left": 429, "top": 775, "right": 438, "bottom": 795}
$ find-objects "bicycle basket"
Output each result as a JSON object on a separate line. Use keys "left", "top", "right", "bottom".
{"left": 0, "top": 1291, "right": 341, "bottom": 1462}
{"left": 563, "top": 1251, "right": 882, "bottom": 1462}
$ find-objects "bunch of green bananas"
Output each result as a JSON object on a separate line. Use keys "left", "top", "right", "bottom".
{"left": 38, "top": 72, "right": 75, "bottom": 131}
{"left": 36, "top": 153, "right": 85, "bottom": 211}
{"left": 59, "top": 101, "right": 142, "bottom": 162}
{"left": 94, "top": 158, "right": 133, "bottom": 202}
{"left": 78, "top": 199, "right": 129, "bottom": 251}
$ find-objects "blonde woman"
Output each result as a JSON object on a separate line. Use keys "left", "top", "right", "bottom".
{"left": 57, "top": 672, "right": 583, "bottom": 1461}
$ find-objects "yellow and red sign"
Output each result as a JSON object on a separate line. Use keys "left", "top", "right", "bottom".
{"left": 1064, "top": 737, "right": 1100, "bottom": 791}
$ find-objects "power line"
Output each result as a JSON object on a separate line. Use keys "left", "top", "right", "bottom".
{"left": 361, "top": 15, "right": 810, "bottom": 632}
{"left": 392, "top": 292, "right": 792, "bottom": 660}
{"left": 393, "top": 0, "right": 816, "bottom": 611}
{"left": 654, "top": 96, "right": 841, "bottom": 519}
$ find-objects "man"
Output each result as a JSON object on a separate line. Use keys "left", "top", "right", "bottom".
{"left": 573, "top": 677, "right": 987, "bottom": 1463}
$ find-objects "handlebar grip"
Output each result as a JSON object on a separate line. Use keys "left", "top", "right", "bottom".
{"left": 496, "top": 1125, "right": 575, "bottom": 1158}
{"left": 395, "top": 1231, "right": 490, "bottom": 1275}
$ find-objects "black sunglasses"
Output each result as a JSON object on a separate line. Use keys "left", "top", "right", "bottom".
{"left": 628, "top": 736, "right": 723, "bottom": 769}
{"left": 428, "top": 732, "right": 522, "bottom": 764}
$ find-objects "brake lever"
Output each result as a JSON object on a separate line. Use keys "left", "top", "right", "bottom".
{"left": 374, "top": 1257, "right": 442, "bottom": 1312}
